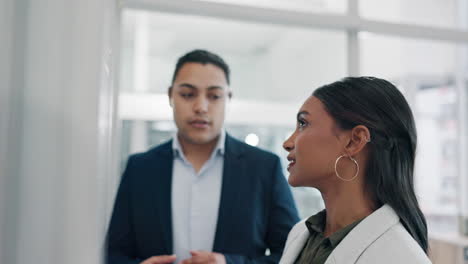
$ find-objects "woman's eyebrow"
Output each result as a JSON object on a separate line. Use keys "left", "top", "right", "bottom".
{"left": 297, "top": 111, "right": 309, "bottom": 120}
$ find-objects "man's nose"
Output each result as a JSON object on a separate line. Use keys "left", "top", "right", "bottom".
{"left": 194, "top": 97, "right": 209, "bottom": 114}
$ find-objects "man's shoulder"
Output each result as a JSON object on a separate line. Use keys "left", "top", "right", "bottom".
{"left": 127, "top": 140, "right": 173, "bottom": 163}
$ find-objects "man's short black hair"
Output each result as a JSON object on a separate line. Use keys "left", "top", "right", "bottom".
{"left": 171, "top": 49, "right": 230, "bottom": 85}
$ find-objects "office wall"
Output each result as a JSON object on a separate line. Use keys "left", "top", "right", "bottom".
{"left": 0, "top": 0, "right": 120, "bottom": 263}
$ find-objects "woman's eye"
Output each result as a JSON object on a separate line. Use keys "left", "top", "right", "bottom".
{"left": 298, "top": 119, "right": 307, "bottom": 129}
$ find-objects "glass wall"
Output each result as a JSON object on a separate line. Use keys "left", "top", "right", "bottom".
{"left": 119, "top": 9, "right": 347, "bottom": 218}
{"left": 360, "top": 34, "right": 466, "bottom": 235}
{"left": 360, "top": 0, "right": 465, "bottom": 29}
{"left": 118, "top": 0, "right": 468, "bottom": 248}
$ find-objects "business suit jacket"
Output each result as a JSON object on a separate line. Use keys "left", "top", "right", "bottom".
{"left": 279, "top": 204, "right": 431, "bottom": 264}
{"left": 106, "top": 134, "right": 300, "bottom": 264}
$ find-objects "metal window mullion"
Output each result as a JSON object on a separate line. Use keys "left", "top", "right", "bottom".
{"left": 456, "top": 0, "right": 468, "bottom": 235}
{"left": 457, "top": 50, "right": 468, "bottom": 235}
{"left": 347, "top": 30, "right": 360, "bottom": 76}
{"left": 346, "top": 0, "right": 360, "bottom": 76}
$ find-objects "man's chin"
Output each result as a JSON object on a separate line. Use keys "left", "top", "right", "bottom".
{"left": 191, "top": 138, "right": 214, "bottom": 145}
{"left": 182, "top": 132, "right": 219, "bottom": 145}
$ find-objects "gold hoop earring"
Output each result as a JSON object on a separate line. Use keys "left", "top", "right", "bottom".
{"left": 334, "top": 155, "right": 359, "bottom": 182}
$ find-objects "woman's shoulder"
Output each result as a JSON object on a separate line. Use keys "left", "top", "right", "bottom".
{"left": 283, "top": 219, "right": 308, "bottom": 250}
{"left": 356, "top": 222, "right": 431, "bottom": 264}
{"left": 328, "top": 205, "right": 431, "bottom": 264}
{"left": 286, "top": 219, "right": 308, "bottom": 241}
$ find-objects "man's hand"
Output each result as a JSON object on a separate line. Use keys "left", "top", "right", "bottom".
{"left": 180, "top": 251, "right": 226, "bottom": 264}
{"left": 141, "top": 255, "right": 177, "bottom": 264}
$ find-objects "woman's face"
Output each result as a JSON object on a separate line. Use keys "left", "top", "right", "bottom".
{"left": 283, "top": 96, "right": 345, "bottom": 187}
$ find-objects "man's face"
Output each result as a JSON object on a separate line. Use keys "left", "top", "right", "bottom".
{"left": 169, "top": 62, "right": 231, "bottom": 145}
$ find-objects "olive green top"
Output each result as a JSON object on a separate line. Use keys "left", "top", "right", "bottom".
{"left": 294, "top": 210, "right": 363, "bottom": 264}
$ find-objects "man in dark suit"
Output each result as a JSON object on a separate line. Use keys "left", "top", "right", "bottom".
{"left": 106, "top": 49, "right": 299, "bottom": 264}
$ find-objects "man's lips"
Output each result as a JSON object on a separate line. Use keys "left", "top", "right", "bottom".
{"left": 189, "top": 119, "right": 210, "bottom": 128}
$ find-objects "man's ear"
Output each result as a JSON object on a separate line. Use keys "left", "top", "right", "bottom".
{"left": 344, "top": 125, "right": 371, "bottom": 156}
{"left": 168, "top": 86, "right": 174, "bottom": 107}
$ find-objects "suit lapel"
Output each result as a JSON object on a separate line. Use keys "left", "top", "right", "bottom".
{"left": 149, "top": 141, "right": 174, "bottom": 254}
{"left": 213, "top": 135, "right": 246, "bottom": 252}
{"left": 325, "top": 204, "right": 399, "bottom": 264}
{"left": 280, "top": 228, "right": 310, "bottom": 264}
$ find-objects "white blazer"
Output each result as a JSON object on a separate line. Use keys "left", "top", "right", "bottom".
{"left": 279, "top": 204, "right": 432, "bottom": 264}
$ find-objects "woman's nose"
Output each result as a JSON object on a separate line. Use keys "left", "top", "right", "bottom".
{"left": 283, "top": 133, "right": 295, "bottom": 152}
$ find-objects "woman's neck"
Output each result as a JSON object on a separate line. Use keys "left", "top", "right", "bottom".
{"left": 320, "top": 181, "right": 375, "bottom": 237}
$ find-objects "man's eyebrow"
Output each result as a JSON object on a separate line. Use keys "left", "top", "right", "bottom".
{"left": 177, "top": 83, "right": 198, "bottom": 90}
{"left": 177, "top": 84, "right": 225, "bottom": 91}
{"left": 207, "top": 86, "right": 224, "bottom": 91}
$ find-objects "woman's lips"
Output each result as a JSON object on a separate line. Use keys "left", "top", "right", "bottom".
{"left": 287, "top": 159, "right": 296, "bottom": 171}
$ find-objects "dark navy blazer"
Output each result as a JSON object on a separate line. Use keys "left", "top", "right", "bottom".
{"left": 106, "top": 134, "right": 299, "bottom": 264}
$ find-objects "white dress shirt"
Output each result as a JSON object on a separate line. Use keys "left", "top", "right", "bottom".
{"left": 171, "top": 132, "right": 225, "bottom": 263}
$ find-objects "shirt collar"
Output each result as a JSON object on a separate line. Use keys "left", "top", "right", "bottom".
{"left": 305, "top": 209, "right": 326, "bottom": 234}
{"left": 172, "top": 130, "right": 226, "bottom": 160}
{"left": 305, "top": 209, "right": 363, "bottom": 248}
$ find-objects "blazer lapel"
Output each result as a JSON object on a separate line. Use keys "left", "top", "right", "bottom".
{"left": 149, "top": 141, "right": 174, "bottom": 254}
{"left": 280, "top": 227, "right": 310, "bottom": 264}
{"left": 325, "top": 204, "right": 400, "bottom": 264}
{"left": 212, "top": 135, "right": 246, "bottom": 252}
